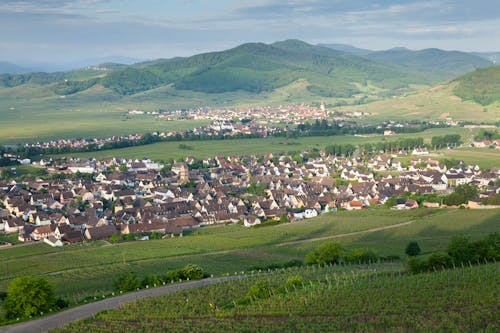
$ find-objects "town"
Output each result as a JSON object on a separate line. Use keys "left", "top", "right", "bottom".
{"left": 1, "top": 146, "right": 499, "bottom": 248}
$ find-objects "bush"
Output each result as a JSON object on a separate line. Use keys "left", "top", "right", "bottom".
{"left": 406, "top": 257, "right": 427, "bottom": 274}
{"left": 405, "top": 241, "right": 421, "bottom": 256}
{"left": 246, "top": 281, "right": 270, "bottom": 300}
{"left": 426, "top": 252, "right": 452, "bottom": 271}
{"left": 306, "top": 242, "right": 344, "bottom": 265}
{"left": 181, "top": 264, "right": 205, "bottom": 280}
{"left": 141, "top": 274, "right": 163, "bottom": 288}
{"left": 344, "top": 248, "right": 378, "bottom": 264}
{"left": 113, "top": 272, "right": 140, "bottom": 292}
{"left": 284, "top": 276, "right": 303, "bottom": 290}
{"left": 3, "top": 276, "right": 56, "bottom": 319}
{"left": 447, "top": 235, "right": 478, "bottom": 264}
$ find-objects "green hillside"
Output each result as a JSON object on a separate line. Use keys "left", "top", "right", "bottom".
{"left": 452, "top": 66, "right": 500, "bottom": 105}
{"left": 366, "top": 47, "right": 492, "bottom": 81}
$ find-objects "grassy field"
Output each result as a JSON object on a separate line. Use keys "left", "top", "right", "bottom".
{"left": 342, "top": 82, "right": 500, "bottom": 123}
{"left": 0, "top": 208, "right": 498, "bottom": 303}
{"left": 52, "top": 127, "right": 478, "bottom": 162}
{"left": 1, "top": 75, "right": 495, "bottom": 145}
{"left": 55, "top": 262, "right": 500, "bottom": 332}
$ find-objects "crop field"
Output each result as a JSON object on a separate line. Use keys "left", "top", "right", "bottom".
{"left": 52, "top": 127, "right": 476, "bottom": 162}
{"left": 342, "top": 82, "right": 500, "bottom": 123}
{"left": 54, "top": 262, "right": 500, "bottom": 332}
{"left": 0, "top": 208, "right": 498, "bottom": 304}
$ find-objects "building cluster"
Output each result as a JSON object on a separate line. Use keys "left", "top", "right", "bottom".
{"left": 1, "top": 151, "right": 499, "bottom": 247}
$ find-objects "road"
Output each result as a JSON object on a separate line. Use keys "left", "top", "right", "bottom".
{"left": 0, "top": 275, "right": 244, "bottom": 333}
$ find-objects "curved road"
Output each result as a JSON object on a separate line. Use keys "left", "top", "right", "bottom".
{"left": 0, "top": 275, "right": 244, "bottom": 333}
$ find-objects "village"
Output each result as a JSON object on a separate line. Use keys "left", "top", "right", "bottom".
{"left": 1, "top": 147, "right": 499, "bottom": 248}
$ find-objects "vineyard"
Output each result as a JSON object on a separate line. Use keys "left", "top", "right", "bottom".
{"left": 53, "top": 261, "right": 500, "bottom": 332}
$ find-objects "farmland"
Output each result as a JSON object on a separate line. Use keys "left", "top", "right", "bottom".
{"left": 0, "top": 208, "right": 498, "bottom": 306}
{"left": 53, "top": 261, "right": 500, "bottom": 332}
{"left": 52, "top": 127, "right": 482, "bottom": 164}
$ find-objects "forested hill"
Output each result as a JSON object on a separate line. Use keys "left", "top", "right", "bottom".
{"left": 0, "top": 40, "right": 495, "bottom": 101}
{"left": 0, "top": 40, "right": 440, "bottom": 99}
{"left": 453, "top": 66, "right": 500, "bottom": 105}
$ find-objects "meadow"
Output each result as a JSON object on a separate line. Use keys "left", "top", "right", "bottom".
{"left": 0, "top": 208, "right": 498, "bottom": 304}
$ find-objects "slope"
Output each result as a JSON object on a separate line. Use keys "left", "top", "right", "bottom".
{"left": 452, "top": 66, "right": 500, "bottom": 105}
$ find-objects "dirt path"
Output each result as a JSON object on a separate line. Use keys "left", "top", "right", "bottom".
{"left": 277, "top": 220, "right": 416, "bottom": 246}
{"left": 0, "top": 275, "right": 244, "bottom": 333}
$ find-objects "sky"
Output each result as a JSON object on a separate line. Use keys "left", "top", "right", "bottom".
{"left": 1, "top": 0, "right": 499, "bottom": 65}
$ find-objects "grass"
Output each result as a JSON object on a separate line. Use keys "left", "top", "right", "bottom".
{"left": 51, "top": 127, "right": 476, "bottom": 162}
{"left": 0, "top": 208, "right": 498, "bottom": 303}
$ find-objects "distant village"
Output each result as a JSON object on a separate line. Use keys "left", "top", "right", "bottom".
{"left": 1, "top": 147, "right": 499, "bottom": 248}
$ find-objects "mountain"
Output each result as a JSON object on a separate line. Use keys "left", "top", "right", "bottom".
{"left": 0, "top": 61, "right": 31, "bottom": 74}
{"left": 452, "top": 66, "right": 500, "bottom": 105}
{"left": 317, "top": 43, "right": 372, "bottom": 55}
{"left": 0, "top": 40, "right": 494, "bottom": 103}
{"left": 99, "top": 39, "right": 431, "bottom": 97}
{"left": 366, "top": 48, "right": 492, "bottom": 81}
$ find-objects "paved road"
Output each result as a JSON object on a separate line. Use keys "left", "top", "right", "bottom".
{"left": 0, "top": 275, "right": 244, "bottom": 333}
{"left": 277, "top": 220, "right": 416, "bottom": 246}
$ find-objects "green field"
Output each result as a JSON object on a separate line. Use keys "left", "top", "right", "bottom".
{"left": 55, "top": 262, "right": 499, "bottom": 332}
{"left": 0, "top": 208, "right": 498, "bottom": 304}
{"left": 52, "top": 127, "right": 479, "bottom": 162}
{"left": 342, "top": 82, "right": 500, "bottom": 123}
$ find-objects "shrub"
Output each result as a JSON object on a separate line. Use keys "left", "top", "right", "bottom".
{"left": 181, "top": 264, "right": 205, "bottom": 280}
{"left": 246, "top": 281, "right": 270, "bottom": 300}
{"left": 405, "top": 241, "right": 421, "bottom": 256}
{"left": 426, "top": 252, "right": 452, "bottom": 271}
{"left": 3, "top": 276, "right": 56, "bottom": 319}
{"left": 113, "top": 272, "right": 140, "bottom": 292}
{"left": 141, "top": 274, "right": 163, "bottom": 288}
{"left": 344, "top": 248, "right": 378, "bottom": 264}
{"left": 447, "top": 235, "right": 478, "bottom": 264}
{"left": 284, "top": 276, "right": 303, "bottom": 290}
{"left": 306, "top": 241, "right": 344, "bottom": 265}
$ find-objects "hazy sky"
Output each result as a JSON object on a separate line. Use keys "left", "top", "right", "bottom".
{"left": 1, "top": 0, "right": 499, "bottom": 64}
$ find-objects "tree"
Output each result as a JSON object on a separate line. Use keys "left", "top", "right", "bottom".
{"left": 118, "top": 164, "right": 128, "bottom": 172}
{"left": 181, "top": 264, "right": 205, "bottom": 280}
{"left": 306, "top": 241, "right": 344, "bottom": 265}
{"left": 405, "top": 241, "right": 421, "bottom": 256}
{"left": 3, "top": 276, "right": 56, "bottom": 319}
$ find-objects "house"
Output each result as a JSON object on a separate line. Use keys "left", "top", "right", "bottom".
{"left": 243, "top": 215, "right": 261, "bottom": 227}
{"left": 346, "top": 200, "right": 363, "bottom": 211}
{"left": 43, "top": 236, "right": 63, "bottom": 247}
{"left": 84, "top": 224, "right": 118, "bottom": 240}
{"left": 412, "top": 148, "right": 429, "bottom": 156}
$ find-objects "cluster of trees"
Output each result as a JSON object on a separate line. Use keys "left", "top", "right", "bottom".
{"left": 431, "top": 134, "right": 461, "bottom": 148}
{"left": 474, "top": 129, "right": 500, "bottom": 141}
{"left": 245, "top": 182, "right": 268, "bottom": 196}
{"left": 442, "top": 184, "right": 478, "bottom": 206}
{"left": 407, "top": 233, "right": 500, "bottom": 273}
{"left": 324, "top": 144, "right": 356, "bottom": 156}
{"left": 362, "top": 137, "right": 424, "bottom": 153}
{"left": 113, "top": 264, "right": 207, "bottom": 292}
{"left": 305, "top": 242, "right": 379, "bottom": 265}
{"left": 2, "top": 277, "right": 68, "bottom": 319}
{"left": 295, "top": 120, "right": 443, "bottom": 138}
{"left": 52, "top": 78, "right": 98, "bottom": 95}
